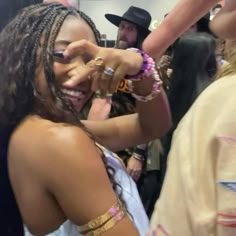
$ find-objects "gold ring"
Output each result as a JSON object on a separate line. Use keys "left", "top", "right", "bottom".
{"left": 94, "top": 57, "right": 104, "bottom": 67}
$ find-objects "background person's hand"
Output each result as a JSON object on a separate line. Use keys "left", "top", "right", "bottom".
{"left": 158, "top": 55, "right": 171, "bottom": 70}
{"left": 87, "top": 97, "right": 112, "bottom": 121}
{"left": 62, "top": 40, "right": 143, "bottom": 96}
{"left": 127, "top": 156, "right": 143, "bottom": 182}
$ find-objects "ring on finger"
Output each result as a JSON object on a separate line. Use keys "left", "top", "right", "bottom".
{"left": 103, "top": 67, "right": 114, "bottom": 76}
{"left": 94, "top": 57, "right": 104, "bottom": 67}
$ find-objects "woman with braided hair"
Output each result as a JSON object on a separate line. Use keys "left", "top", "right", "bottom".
{"left": 0, "top": 3, "right": 171, "bottom": 236}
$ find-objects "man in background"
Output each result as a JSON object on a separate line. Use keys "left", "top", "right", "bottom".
{"left": 105, "top": 6, "right": 151, "bottom": 49}
{"left": 105, "top": 6, "right": 163, "bottom": 218}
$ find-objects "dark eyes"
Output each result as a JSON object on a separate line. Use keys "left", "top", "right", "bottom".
{"left": 51, "top": 50, "right": 71, "bottom": 64}
{"left": 50, "top": 50, "right": 92, "bottom": 64}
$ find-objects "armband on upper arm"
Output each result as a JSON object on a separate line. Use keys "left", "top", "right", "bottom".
{"left": 77, "top": 199, "right": 127, "bottom": 236}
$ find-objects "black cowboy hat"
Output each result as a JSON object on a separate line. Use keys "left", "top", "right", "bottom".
{"left": 105, "top": 6, "right": 152, "bottom": 36}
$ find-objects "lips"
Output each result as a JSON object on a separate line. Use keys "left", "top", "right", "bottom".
{"left": 61, "top": 88, "right": 91, "bottom": 112}
{"left": 61, "top": 88, "right": 86, "bottom": 99}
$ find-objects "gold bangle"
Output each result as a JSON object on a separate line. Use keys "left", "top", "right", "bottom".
{"left": 83, "top": 210, "right": 126, "bottom": 236}
{"left": 78, "top": 200, "right": 124, "bottom": 232}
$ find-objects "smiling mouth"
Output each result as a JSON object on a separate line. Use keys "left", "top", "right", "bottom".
{"left": 61, "top": 88, "right": 86, "bottom": 99}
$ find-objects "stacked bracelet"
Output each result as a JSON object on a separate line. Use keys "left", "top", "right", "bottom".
{"left": 125, "top": 48, "right": 156, "bottom": 80}
{"left": 125, "top": 48, "right": 150, "bottom": 81}
{"left": 125, "top": 48, "right": 163, "bottom": 102}
{"left": 132, "top": 152, "right": 145, "bottom": 162}
{"left": 129, "top": 76, "right": 162, "bottom": 102}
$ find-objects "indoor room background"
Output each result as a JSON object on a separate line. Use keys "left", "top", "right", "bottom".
{"left": 80, "top": 0, "right": 179, "bottom": 41}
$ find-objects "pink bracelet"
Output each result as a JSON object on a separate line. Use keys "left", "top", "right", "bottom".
{"left": 128, "top": 76, "right": 162, "bottom": 102}
{"left": 125, "top": 48, "right": 162, "bottom": 102}
{"left": 125, "top": 48, "right": 156, "bottom": 81}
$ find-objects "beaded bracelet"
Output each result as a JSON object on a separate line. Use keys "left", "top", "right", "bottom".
{"left": 125, "top": 48, "right": 163, "bottom": 102}
{"left": 125, "top": 48, "right": 151, "bottom": 81}
{"left": 127, "top": 73, "right": 163, "bottom": 102}
{"left": 125, "top": 48, "right": 157, "bottom": 81}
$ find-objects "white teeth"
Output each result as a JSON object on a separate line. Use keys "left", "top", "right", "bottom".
{"left": 61, "top": 89, "right": 85, "bottom": 98}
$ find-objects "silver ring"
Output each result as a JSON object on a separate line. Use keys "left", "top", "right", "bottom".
{"left": 104, "top": 67, "right": 114, "bottom": 76}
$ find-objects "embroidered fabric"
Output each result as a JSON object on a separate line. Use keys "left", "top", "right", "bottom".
{"left": 24, "top": 146, "right": 149, "bottom": 236}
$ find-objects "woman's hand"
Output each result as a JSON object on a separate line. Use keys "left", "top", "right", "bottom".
{"left": 62, "top": 40, "right": 143, "bottom": 97}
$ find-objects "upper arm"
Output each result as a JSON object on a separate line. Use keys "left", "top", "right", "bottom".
{"left": 33, "top": 125, "right": 138, "bottom": 235}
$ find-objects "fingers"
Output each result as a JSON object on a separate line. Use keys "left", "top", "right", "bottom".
{"left": 63, "top": 57, "right": 104, "bottom": 88}
{"left": 99, "top": 67, "right": 115, "bottom": 96}
{"left": 127, "top": 164, "right": 142, "bottom": 182}
{"left": 127, "top": 168, "right": 142, "bottom": 182}
{"left": 109, "top": 65, "right": 126, "bottom": 92}
{"left": 63, "top": 39, "right": 99, "bottom": 60}
{"left": 98, "top": 64, "right": 127, "bottom": 94}
{"left": 62, "top": 40, "right": 143, "bottom": 93}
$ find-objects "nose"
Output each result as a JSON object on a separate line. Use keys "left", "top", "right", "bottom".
{"left": 119, "top": 24, "right": 128, "bottom": 34}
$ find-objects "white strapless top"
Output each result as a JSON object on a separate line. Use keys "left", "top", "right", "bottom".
{"left": 25, "top": 146, "right": 149, "bottom": 236}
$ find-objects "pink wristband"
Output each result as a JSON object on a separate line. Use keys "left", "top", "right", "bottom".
{"left": 125, "top": 48, "right": 155, "bottom": 81}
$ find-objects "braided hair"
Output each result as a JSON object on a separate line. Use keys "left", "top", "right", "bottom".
{"left": 0, "top": 3, "right": 126, "bottom": 234}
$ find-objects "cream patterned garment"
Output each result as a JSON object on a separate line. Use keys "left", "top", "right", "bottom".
{"left": 150, "top": 75, "right": 236, "bottom": 236}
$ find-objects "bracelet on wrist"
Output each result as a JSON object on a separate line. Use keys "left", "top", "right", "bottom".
{"left": 125, "top": 48, "right": 154, "bottom": 81}
{"left": 132, "top": 152, "right": 145, "bottom": 162}
{"left": 128, "top": 75, "right": 162, "bottom": 102}
{"left": 124, "top": 48, "right": 163, "bottom": 102}
{"left": 133, "top": 147, "right": 147, "bottom": 158}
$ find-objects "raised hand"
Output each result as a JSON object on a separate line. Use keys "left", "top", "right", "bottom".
{"left": 62, "top": 40, "right": 143, "bottom": 96}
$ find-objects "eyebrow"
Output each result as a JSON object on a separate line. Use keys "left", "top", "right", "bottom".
{"left": 54, "top": 40, "right": 72, "bottom": 47}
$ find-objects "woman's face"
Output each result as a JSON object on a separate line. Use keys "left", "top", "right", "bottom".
{"left": 51, "top": 16, "right": 96, "bottom": 112}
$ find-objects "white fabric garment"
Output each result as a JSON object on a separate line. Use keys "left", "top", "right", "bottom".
{"left": 25, "top": 146, "right": 149, "bottom": 236}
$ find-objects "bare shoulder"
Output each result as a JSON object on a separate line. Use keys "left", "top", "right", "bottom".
{"left": 9, "top": 117, "right": 126, "bottom": 234}
{"left": 9, "top": 115, "right": 101, "bottom": 174}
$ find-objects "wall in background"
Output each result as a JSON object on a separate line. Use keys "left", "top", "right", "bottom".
{"left": 80, "top": 0, "right": 179, "bottom": 40}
